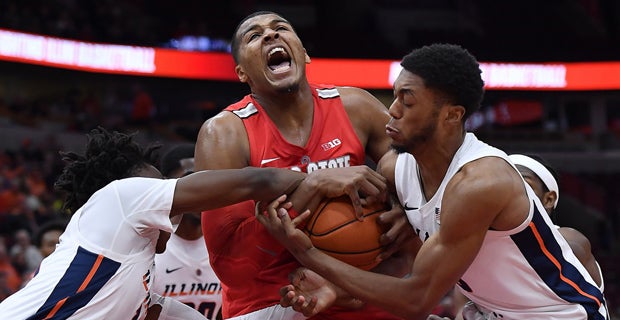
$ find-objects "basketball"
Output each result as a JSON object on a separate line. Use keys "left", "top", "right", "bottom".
{"left": 304, "top": 196, "right": 387, "bottom": 271}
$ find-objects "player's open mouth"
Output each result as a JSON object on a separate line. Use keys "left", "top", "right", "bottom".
{"left": 267, "top": 47, "right": 291, "bottom": 73}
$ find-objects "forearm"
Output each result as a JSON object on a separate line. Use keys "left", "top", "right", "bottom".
{"left": 172, "top": 168, "right": 304, "bottom": 215}
{"left": 371, "top": 247, "right": 415, "bottom": 278}
{"left": 285, "top": 165, "right": 389, "bottom": 215}
{"left": 286, "top": 174, "right": 325, "bottom": 214}
{"left": 297, "top": 247, "right": 430, "bottom": 319}
{"left": 249, "top": 167, "right": 306, "bottom": 201}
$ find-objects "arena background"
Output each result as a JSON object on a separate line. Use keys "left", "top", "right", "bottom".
{"left": 0, "top": 0, "right": 619, "bottom": 317}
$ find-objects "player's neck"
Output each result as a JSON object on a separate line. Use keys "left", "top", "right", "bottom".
{"left": 414, "top": 133, "right": 464, "bottom": 198}
{"left": 174, "top": 223, "right": 203, "bottom": 240}
{"left": 251, "top": 82, "right": 312, "bottom": 113}
{"left": 254, "top": 88, "right": 315, "bottom": 146}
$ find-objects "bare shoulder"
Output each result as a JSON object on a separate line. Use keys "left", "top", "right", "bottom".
{"left": 445, "top": 156, "right": 528, "bottom": 231}
{"left": 195, "top": 111, "right": 249, "bottom": 170}
{"left": 376, "top": 150, "right": 398, "bottom": 177}
{"left": 451, "top": 157, "right": 518, "bottom": 197}
{"left": 337, "top": 86, "right": 387, "bottom": 112}
{"left": 198, "top": 110, "right": 244, "bottom": 137}
{"left": 558, "top": 227, "right": 592, "bottom": 251}
{"left": 336, "top": 86, "right": 391, "bottom": 161}
{"left": 376, "top": 150, "right": 399, "bottom": 192}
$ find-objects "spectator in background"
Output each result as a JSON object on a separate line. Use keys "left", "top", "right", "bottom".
{"left": 33, "top": 219, "right": 67, "bottom": 259}
{"left": 19, "top": 220, "right": 68, "bottom": 286}
{"left": 130, "top": 83, "right": 156, "bottom": 127}
{"left": 0, "top": 237, "right": 21, "bottom": 301}
{"left": 152, "top": 143, "right": 223, "bottom": 320}
{"left": 9, "top": 229, "right": 42, "bottom": 276}
{"left": 0, "top": 184, "right": 25, "bottom": 230}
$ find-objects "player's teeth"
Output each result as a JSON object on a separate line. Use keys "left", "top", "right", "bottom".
{"left": 269, "top": 47, "right": 284, "bottom": 56}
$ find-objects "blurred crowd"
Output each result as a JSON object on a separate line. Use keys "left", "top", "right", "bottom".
{"left": 0, "top": 0, "right": 238, "bottom": 48}
{"left": 0, "top": 135, "right": 69, "bottom": 300}
{"left": 0, "top": 2, "right": 619, "bottom": 316}
{"left": 0, "top": 71, "right": 222, "bottom": 301}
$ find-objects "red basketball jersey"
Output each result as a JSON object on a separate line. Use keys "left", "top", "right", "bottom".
{"left": 202, "top": 84, "right": 402, "bottom": 320}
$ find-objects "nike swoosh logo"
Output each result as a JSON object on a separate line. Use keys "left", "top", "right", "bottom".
{"left": 260, "top": 157, "right": 280, "bottom": 165}
{"left": 165, "top": 267, "right": 183, "bottom": 274}
{"left": 255, "top": 245, "right": 277, "bottom": 256}
{"left": 403, "top": 202, "right": 418, "bottom": 211}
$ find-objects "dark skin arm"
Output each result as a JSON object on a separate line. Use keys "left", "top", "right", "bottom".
{"left": 282, "top": 88, "right": 414, "bottom": 272}
{"left": 558, "top": 227, "right": 602, "bottom": 287}
{"left": 195, "top": 90, "right": 413, "bottom": 310}
{"left": 195, "top": 111, "right": 249, "bottom": 171}
{"left": 259, "top": 157, "right": 528, "bottom": 319}
{"left": 194, "top": 110, "right": 389, "bottom": 219}
{"left": 271, "top": 151, "right": 419, "bottom": 315}
{"left": 169, "top": 167, "right": 304, "bottom": 217}
{"left": 144, "top": 305, "right": 161, "bottom": 320}
{"left": 339, "top": 87, "right": 414, "bottom": 256}
{"left": 374, "top": 150, "right": 417, "bottom": 264}
{"left": 284, "top": 86, "right": 395, "bottom": 215}
{"left": 445, "top": 225, "right": 601, "bottom": 320}
{"left": 338, "top": 86, "right": 392, "bottom": 163}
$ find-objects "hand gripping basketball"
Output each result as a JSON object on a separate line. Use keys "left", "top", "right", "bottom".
{"left": 304, "top": 196, "right": 388, "bottom": 271}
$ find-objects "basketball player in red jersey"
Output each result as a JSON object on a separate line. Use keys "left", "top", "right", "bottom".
{"left": 195, "top": 10, "right": 414, "bottom": 320}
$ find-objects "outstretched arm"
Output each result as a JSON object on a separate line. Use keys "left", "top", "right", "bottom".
{"left": 195, "top": 110, "right": 389, "bottom": 219}
{"left": 170, "top": 167, "right": 305, "bottom": 216}
{"left": 284, "top": 166, "right": 389, "bottom": 219}
{"left": 259, "top": 157, "right": 525, "bottom": 319}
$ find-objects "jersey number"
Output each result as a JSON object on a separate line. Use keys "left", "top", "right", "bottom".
{"left": 184, "top": 301, "right": 217, "bottom": 319}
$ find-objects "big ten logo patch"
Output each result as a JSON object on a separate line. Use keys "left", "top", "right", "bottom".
{"left": 321, "top": 138, "right": 341, "bottom": 151}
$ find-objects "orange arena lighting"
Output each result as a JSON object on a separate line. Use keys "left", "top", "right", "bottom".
{"left": 2, "top": 28, "right": 620, "bottom": 91}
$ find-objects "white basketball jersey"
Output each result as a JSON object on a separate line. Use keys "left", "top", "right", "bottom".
{"left": 394, "top": 133, "right": 609, "bottom": 320}
{"left": 0, "top": 177, "right": 178, "bottom": 320}
{"left": 153, "top": 233, "right": 222, "bottom": 319}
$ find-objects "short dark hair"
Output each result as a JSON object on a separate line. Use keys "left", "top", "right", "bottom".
{"left": 34, "top": 220, "right": 67, "bottom": 248}
{"left": 54, "top": 127, "right": 160, "bottom": 213}
{"left": 400, "top": 43, "right": 484, "bottom": 120}
{"left": 230, "top": 11, "right": 289, "bottom": 64}
{"left": 160, "top": 143, "right": 195, "bottom": 177}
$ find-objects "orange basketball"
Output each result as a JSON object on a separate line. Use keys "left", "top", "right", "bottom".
{"left": 304, "top": 196, "right": 387, "bottom": 271}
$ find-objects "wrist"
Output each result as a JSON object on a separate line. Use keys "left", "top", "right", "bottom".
{"left": 297, "top": 246, "right": 323, "bottom": 268}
